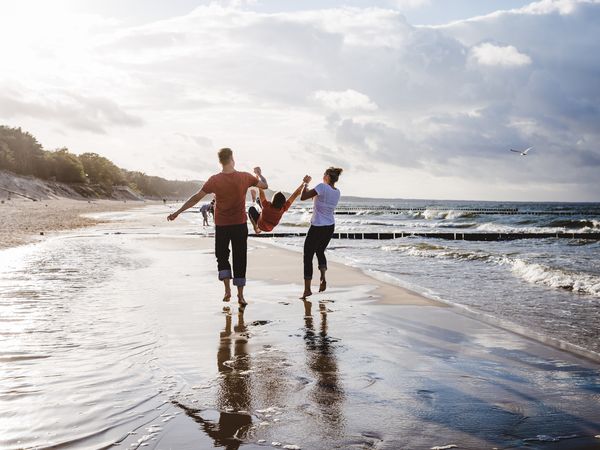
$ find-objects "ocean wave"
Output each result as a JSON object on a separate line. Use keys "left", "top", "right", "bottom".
{"left": 474, "top": 222, "right": 565, "bottom": 234}
{"left": 475, "top": 219, "right": 600, "bottom": 233}
{"left": 546, "top": 218, "right": 600, "bottom": 229}
{"left": 381, "top": 243, "right": 600, "bottom": 298}
{"left": 506, "top": 258, "right": 600, "bottom": 297}
{"left": 382, "top": 243, "right": 494, "bottom": 262}
{"left": 279, "top": 221, "right": 311, "bottom": 228}
{"left": 421, "top": 209, "right": 479, "bottom": 220}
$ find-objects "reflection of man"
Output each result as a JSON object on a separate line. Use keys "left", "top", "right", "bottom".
{"left": 210, "top": 310, "right": 252, "bottom": 448}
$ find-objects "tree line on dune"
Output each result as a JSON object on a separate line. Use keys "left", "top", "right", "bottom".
{"left": 0, "top": 125, "right": 201, "bottom": 199}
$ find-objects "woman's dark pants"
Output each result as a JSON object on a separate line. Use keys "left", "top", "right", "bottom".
{"left": 303, "top": 224, "right": 335, "bottom": 280}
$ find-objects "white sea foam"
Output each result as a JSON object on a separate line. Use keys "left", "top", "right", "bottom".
{"left": 523, "top": 434, "right": 577, "bottom": 442}
{"left": 506, "top": 258, "right": 600, "bottom": 297}
{"left": 381, "top": 243, "right": 600, "bottom": 298}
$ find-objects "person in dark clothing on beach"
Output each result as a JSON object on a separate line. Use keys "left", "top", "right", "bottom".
{"left": 300, "top": 167, "right": 343, "bottom": 299}
{"left": 200, "top": 202, "right": 212, "bottom": 226}
{"left": 167, "top": 148, "right": 268, "bottom": 305}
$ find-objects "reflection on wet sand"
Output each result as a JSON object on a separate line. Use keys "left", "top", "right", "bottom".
{"left": 178, "top": 308, "right": 253, "bottom": 450}
{"left": 302, "top": 300, "right": 345, "bottom": 434}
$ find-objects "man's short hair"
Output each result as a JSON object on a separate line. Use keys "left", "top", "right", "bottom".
{"left": 218, "top": 148, "right": 233, "bottom": 164}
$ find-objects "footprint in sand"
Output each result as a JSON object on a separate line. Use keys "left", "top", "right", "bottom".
{"left": 360, "top": 373, "right": 382, "bottom": 389}
{"left": 249, "top": 320, "right": 271, "bottom": 326}
{"left": 417, "top": 389, "right": 436, "bottom": 405}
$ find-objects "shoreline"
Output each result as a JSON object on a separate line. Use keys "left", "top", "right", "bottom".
{"left": 0, "top": 197, "right": 150, "bottom": 250}
{"left": 246, "top": 242, "right": 440, "bottom": 307}
{"left": 105, "top": 205, "right": 600, "bottom": 364}
{"left": 250, "top": 239, "right": 600, "bottom": 364}
{"left": 2, "top": 204, "right": 600, "bottom": 449}
{"left": 3, "top": 200, "right": 598, "bottom": 364}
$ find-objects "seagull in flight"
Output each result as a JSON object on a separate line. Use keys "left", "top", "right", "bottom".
{"left": 510, "top": 146, "right": 533, "bottom": 156}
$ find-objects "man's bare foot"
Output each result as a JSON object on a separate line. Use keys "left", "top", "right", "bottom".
{"left": 300, "top": 290, "right": 313, "bottom": 299}
{"left": 319, "top": 279, "right": 327, "bottom": 292}
{"left": 223, "top": 291, "right": 231, "bottom": 302}
{"left": 238, "top": 295, "right": 248, "bottom": 306}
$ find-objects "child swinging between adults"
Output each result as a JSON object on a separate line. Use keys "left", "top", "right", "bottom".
{"left": 167, "top": 148, "right": 268, "bottom": 306}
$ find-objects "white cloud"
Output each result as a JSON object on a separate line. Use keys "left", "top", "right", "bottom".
{"left": 520, "top": 0, "right": 584, "bottom": 15}
{"left": 470, "top": 43, "right": 532, "bottom": 67}
{"left": 390, "top": 0, "right": 431, "bottom": 10}
{"left": 0, "top": 1, "right": 598, "bottom": 200}
{"left": 313, "top": 90, "right": 378, "bottom": 111}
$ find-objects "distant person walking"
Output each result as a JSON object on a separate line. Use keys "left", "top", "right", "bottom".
{"left": 300, "top": 167, "right": 343, "bottom": 299}
{"left": 247, "top": 179, "right": 306, "bottom": 234}
{"left": 167, "top": 148, "right": 268, "bottom": 305}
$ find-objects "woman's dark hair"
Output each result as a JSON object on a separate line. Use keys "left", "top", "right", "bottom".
{"left": 325, "top": 167, "right": 343, "bottom": 185}
{"left": 272, "top": 192, "right": 287, "bottom": 209}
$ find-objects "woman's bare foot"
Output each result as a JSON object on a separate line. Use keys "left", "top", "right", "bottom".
{"left": 301, "top": 278, "right": 312, "bottom": 299}
{"left": 223, "top": 291, "right": 231, "bottom": 302}
{"left": 238, "top": 295, "right": 248, "bottom": 306}
{"left": 319, "top": 269, "right": 327, "bottom": 292}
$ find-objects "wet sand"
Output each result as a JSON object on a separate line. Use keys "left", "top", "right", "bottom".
{"left": 0, "top": 198, "right": 145, "bottom": 249}
{"left": 1, "top": 205, "right": 599, "bottom": 449}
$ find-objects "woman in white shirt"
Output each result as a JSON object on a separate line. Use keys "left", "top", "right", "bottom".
{"left": 300, "top": 167, "right": 343, "bottom": 299}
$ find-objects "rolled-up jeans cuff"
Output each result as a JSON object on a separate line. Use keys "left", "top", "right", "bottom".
{"left": 304, "top": 276, "right": 312, "bottom": 280}
{"left": 218, "top": 270, "right": 232, "bottom": 280}
{"left": 233, "top": 277, "right": 246, "bottom": 287}
{"left": 318, "top": 265, "right": 327, "bottom": 270}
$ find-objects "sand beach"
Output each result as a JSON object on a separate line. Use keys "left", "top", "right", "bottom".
{"left": 0, "top": 198, "right": 146, "bottom": 250}
{"left": 0, "top": 204, "right": 599, "bottom": 450}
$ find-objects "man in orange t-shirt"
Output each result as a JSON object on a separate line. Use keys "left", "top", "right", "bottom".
{"left": 167, "top": 148, "right": 268, "bottom": 305}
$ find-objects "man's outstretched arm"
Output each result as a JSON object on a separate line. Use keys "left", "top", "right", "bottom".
{"left": 258, "top": 188, "right": 267, "bottom": 204}
{"left": 167, "top": 190, "right": 207, "bottom": 221}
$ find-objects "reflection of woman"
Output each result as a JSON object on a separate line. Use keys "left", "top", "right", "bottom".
{"left": 302, "top": 300, "right": 344, "bottom": 430}
{"left": 300, "top": 168, "right": 343, "bottom": 299}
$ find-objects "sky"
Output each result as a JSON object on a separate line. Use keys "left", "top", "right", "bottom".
{"left": 0, "top": 0, "right": 599, "bottom": 201}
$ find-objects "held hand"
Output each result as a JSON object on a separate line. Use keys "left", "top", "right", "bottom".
{"left": 253, "top": 166, "right": 262, "bottom": 176}
{"left": 303, "top": 175, "right": 312, "bottom": 184}
{"left": 167, "top": 212, "right": 179, "bottom": 221}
